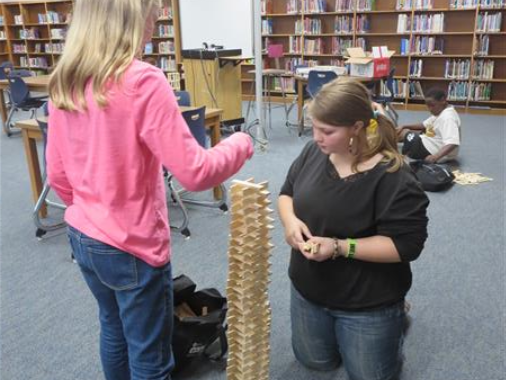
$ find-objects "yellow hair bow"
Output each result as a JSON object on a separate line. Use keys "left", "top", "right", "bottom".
{"left": 367, "top": 119, "right": 378, "bottom": 135}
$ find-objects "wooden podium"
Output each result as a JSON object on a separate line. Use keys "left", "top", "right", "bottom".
{"left": 183, "top": 49, "right": 245, "bottom": 123}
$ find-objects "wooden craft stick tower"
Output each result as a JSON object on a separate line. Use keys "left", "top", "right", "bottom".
{"left": 226, "top": 179, "right": 274, "bottom": 380}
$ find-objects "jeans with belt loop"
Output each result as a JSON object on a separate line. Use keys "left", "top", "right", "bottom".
{"left": 68, "top": 225, "right": 174, "bottom": 380}
{"left": 290, "top": 283, "right": 405, "bottom": 380}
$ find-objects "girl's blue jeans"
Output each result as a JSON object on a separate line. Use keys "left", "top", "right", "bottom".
{"left": 68, "top": 226, "right": 174, "bottom": 380}
{"left": 290, "top": 284, "right": 405, "bottom": 380}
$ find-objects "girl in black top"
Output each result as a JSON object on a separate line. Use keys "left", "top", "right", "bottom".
{"left": 278, "top": 79, "right": 429, "bottom": 380}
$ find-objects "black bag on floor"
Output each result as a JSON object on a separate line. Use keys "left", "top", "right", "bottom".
{"left": 172, "top": 274, "right": 228, "bottom": 375}
{"left": 410, "top": 161, "right": 455, "bottom": 192}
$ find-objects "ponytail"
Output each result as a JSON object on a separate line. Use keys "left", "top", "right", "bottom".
{"left": 352, "top": 113, "right": 404, "bottom": 173}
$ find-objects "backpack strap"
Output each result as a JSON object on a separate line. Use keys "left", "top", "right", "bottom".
{"left": 204, "top": 323, "right": 228, "bottom": 361}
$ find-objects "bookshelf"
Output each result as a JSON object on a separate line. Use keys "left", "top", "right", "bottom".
{"left": 0, "top": 0, "right": 72, "bottom": 75}
{"left": 244, "top": 0, "right": 505, "bottom": 114}
{"left": 0, "top": 0, "right": 183, "bottom": 83}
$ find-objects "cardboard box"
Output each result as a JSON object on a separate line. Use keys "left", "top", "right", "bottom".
{"left": 346, "top": 47, "right": 395, "bottom": 78}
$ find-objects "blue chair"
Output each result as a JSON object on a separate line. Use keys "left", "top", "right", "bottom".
{"left": 33, "top": 115, "right": 67, "bottom": 239}
{"left": 166, "top": 106, "right": 228, "bottom": 238}
{"left": 299, "top": 70, "right": 338, "bottom": 135}
{"left": 4, "top": 75, "right": 48, "bottom": 136}
{"left": 174, "top": 90, "right": 191, "bottom": 106}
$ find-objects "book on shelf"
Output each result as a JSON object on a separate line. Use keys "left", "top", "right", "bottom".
{"left": 289, "top": 36, "right": 303, "bottom": 54}
{"left": 261, "top": 0, "right": 273, "bottom": 15}
{"left": 468, "top": 81, "right": 492, "bottom": 100}
{"left": 0, "top": 16, "right": 4, "bottom": 26}
{"left": 287, "top": 0, "right": 302, "bottom": 14}
{"left": 304, "top": 38, "right": 324, "bottom": 55}
{"left": 297, "top": 18, "right": 322, "bottom": 34}
{"left": 356, "top": 15, "right": 369, "bottom": 33}
{"left": 400, "top": 38, "right": 410, "bottom": 55}
{"left": 14, "top": 15, "right": 24, "bottom": 25}
{"left": 476, "top": 12, "right": 503, "bottom": 33}
{"left": 144, "top": 42, "right": 153, "bottom": 55}
{"left": 380, "top": 78, "right": 407, "bottom": 98}
{"left": 356, "top": 37, "right": 367, "bottom": 51}
{"left": 479, "top": 0, "right": 505, "bottom": 9}
{"left": 444, "top": 59, "right": 471, "bottom": 79}
{"left": 473, "top": 59, "right": 494, "bottom": 79}
{"left": 409, "top": 81, "right": 424, "bottom": 98}
{"left": 158, "top": 6, "right": 172, "bottom": 20}
{"left": 356, "top": 0, "right": 374, "bottom": 11}
{"left": 262, "top": 19, "right": 273, "bottom": 35}
{"left": 409, "top": 59, "right": 423, "bottom": 77}
{"left": 413, "top": 13, "right": 445, "bottom": 33}
{"left": 335, "top": 0, "right": 355, "bottom": 11}
{"left": 332, "top": 37, "right": 353, "bottom": 55}
{"left": 474, "top": 35, "right": 490, "bottom": 55}
{"left": 304, "top": 0, "right": 327, "bottom": 13}
{"left": 447, "top": 81, "right": 469, "bottom": 100}
{"left": 397, "top": 14, "right": 411, "bottom": 34}
{"left": 410, "top": 36, "right": 444, "bottom": 55}
{"left": 336, "top": 15, "right": 354, "bottom": 34}
{"left": 449, "top": 0, "right": 477, "bottom": 8}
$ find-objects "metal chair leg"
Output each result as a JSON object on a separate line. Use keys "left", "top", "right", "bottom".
{"left": 33, "top": 181, "right": 67, "bottom": 239}
{"left": 167, "top": 176, "right": 191, "bottom": 239}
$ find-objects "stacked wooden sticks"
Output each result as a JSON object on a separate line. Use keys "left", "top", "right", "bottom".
{"left": 226, "top": 179, "right": 274, "bottom": 380}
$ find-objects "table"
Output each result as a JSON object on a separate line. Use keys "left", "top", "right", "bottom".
{"left": 0, "top": 75, "right": 51, "bottom": 124}
{"left": 294, "top": 75, "right": 380, "bottom": 134}
{"left": 16, "top": 107, "right": 224, "bottom": 218}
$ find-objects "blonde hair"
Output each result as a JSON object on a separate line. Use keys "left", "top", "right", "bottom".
{"left": 308, "top": 78, "right": 403, "bottom": 173}
{"left": 49, "top": 0, "right": 161, "bottom": 111}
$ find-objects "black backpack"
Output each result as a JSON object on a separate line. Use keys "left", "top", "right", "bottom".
{"left": 410, "top": 161, "right": 455, "bottom": 192}
{"left": 172, "top": 275, "right": 228, "bottom": 376}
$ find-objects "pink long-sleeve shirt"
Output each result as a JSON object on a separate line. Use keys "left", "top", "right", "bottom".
{"left": 46, "top": 60, "right": 253, "bottom": 267}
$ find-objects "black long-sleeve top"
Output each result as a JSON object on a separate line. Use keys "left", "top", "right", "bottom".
{"left": 280, "top": 142, "right": 429, "bottom": 311}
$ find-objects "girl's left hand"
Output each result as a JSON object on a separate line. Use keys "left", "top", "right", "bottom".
{"left": 297, "top": 237, "right": 335, "bottom": 262}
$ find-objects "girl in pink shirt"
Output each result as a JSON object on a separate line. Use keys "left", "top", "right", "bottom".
{"left": 46, "top": 1, "right": 253, "bottom": 379}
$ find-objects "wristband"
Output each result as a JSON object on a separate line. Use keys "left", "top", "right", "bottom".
{"left": 346, "top": 238, "right": 357, "bottom": 259}
{"left": 331, "top": 238, "right": 341, "bottom": 260}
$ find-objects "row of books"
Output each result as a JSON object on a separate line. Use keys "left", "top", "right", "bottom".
{"left": 335, "top": 15, "right": 354, "bottom": 34}
{"left": 158, "top": 7, "right": 172, "bottom": 20}
{"left": 157, "top": 57, "right": 176, "bottom": 72}
{"left": 19, "top": 29, "right": 40, "bottom": 39}
{"left": 409, "top": 36, "right": 444, "bottom": 55}
{"left": 468, "top": 82, "right": 492, "bottom": 100}
{"left": 45, "top": 42, "right": 64, "bottom": 53}
{"left": 262, "top": 19, "right": 273, "bottom": 35}
{"left": 269, "top": 76, "right": 296, "bottom": 93}
{"left": 413, "top": 13, "right": 445, "bottom": 33}
{"left": 476, "top": 12, "right": 503, "bottom": 32}
{"left": 356, "top": 15, "right": 370, "bottom": 33}
{"left": 396, "top": 0, "right": 433, "bottom": 10}
{"left": 20, "top": 56, "right": 48, "bottom": 68}
{"left": 304, "top": 38, "right": 324, "bottom": 54}
{"left": 332, "top": 36, "right": 354, "bottom": 55}
{"left": 409, "top": 59, "right": 423, "bottom": 77}
{"left": 287, "top": 0, "right": 302, "bottom": 14}
{"left": 144, "top": 41, "right": 175, "bottom": 54}
{"left": 36, "top": 12, "right": 69, "bottom": 24}
{"left": 0, "top": 16, "right": 4, "bottom": 26}
{"left": 379, "top": 79, "right": 408, "bottom": 98}
{"left": 12, "top": 43, "right": 27, "bottom": 53}
{"left": 157, "top": 25, "right": 174, "bottom": 38}
{"left": 50, "top": 29, "right": 66, "bottom": 39}
{"left": 335, "top": 0, "right": 355, "bottom": 12}
{"left": 473, "top": 59, "right": 494, "bottom": 78}
{"left": 295, "top": 18, "right": 322, "bottom": 34}
{"left": 450, "top": 0, "right": 505, "bottom": 8}
{"left": 397, "top": 14, "right": 411, "bottom": 34}
{"left": 356, "top": 37, "right": 367, "bottom": 50}
{"left": 444, "top": 59, "right": 471, "bottom": 79}
{"left": 13, "top": 15, "right": 24, "bottom": 25}
{"left": 474, "top": 35, "right": 490, "bottom": 55}
{"left": 356, "top": 0, "right": 375, "bottom": 11}
{"left": 304, "top": 0, "right": 327, "bottom": 13}
{"left": 0, "top": 31, "right": 5, "bottom": 40}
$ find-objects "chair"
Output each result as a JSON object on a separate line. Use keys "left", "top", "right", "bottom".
{"left": 175, "top": 90, "right": 191, "bottom": 106}
{"left": 33, "top": 115, "right": 67, "bottom": 239}
{"left": 0, "top": 62, "right": 32, "bottom": 117}
{"left": 245, "top": 44, "right": 292, "bottom": 129}
{"left": 4, "top": 75, "right": 48, "bottom": 136}
{"left": 299, "top": 70, "right": 338, "bottom": 135}
{"left": 166, "top": 106, "right": 228, "bottom": 238}
{"left": 372, "top": 68, "right": 399, "bottom": 126}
